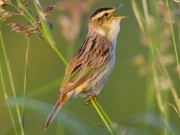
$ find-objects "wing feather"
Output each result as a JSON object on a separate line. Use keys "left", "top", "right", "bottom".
{"left": 61, "top": 33, "right": 111, "bottom": 95}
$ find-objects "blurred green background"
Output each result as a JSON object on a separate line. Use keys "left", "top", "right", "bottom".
{"left": 0, "top": 0, "right": 180, "bottom": 135}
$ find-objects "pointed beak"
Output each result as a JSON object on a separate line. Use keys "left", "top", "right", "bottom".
{"left": 115, "top": 16, "right": 127, "bottom": 20}
{"left": 115, "top": 4, "right": 124, "bottom": 10}
{"left": 114, "top": 4, "right": 127, "bottom": 20}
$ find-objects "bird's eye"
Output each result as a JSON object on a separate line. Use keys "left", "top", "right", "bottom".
{"left": 103, "top": 13, "right": 109, "bottom": 17}
{"left": 98, "top": 13, "right": 109, "bottom": 22}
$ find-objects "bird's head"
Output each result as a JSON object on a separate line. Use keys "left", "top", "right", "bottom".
{"left": 88, "top": 5, "right": 126, "bottom": 41}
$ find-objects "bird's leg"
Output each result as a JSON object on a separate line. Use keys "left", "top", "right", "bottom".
{"left": 85, "top": 94, "right": 97, "bottom": 105}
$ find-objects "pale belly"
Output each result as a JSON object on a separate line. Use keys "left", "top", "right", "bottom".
{"left": 74, "top": 40, "right": 116, "bottom": 97}
{"left": 75, "top": 51, "right": 115, "bottom": 97}
{"left": 93, "top": 52, "right": 115, "bottom": 95}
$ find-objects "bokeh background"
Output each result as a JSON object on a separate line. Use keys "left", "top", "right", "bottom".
{"left": 0, "top": 0, "right": 180, "bottom": 135}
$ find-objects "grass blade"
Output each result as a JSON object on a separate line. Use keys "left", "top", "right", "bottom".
{"left": 15, "top": 0, "right": 67, "bottom": 65}
{"left": 7, "top": 97, "right": 98, "bottom": 135}
{"left": 33, "top": 0, "right": 56, "bottom": 46}
{"left": 0, "top": 61, "right": 18, "bottom": 135}
{"left": 32, "top": 0, "right": 67, "bottom": 65}
{"left": 91, "top": 99, "right": 118, "bottom": 135}
{"left": 0, "top": 25, "right": 25, "bottom": 135}
{"left": 165, "top": 0, "right": 180, "bottom": 80}
{"left": 131, "top": 0, "right": 145, "bottom": 33}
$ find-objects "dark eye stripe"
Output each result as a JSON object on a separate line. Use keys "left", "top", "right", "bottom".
{"left": 90, "top": 7, "right": 113, "bottom": 19}
{"left": 103, "top": 13, "right": 109, "bottom": 17}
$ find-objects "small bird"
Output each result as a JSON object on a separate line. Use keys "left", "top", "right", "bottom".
{"left": 45, "top": 4, "right": 125, "bottom": 129}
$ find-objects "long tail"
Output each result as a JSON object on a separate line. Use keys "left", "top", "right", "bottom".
{"left": 44, "top": 95, "right": 67, "bottom": 130}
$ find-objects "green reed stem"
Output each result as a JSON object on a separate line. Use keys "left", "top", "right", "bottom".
{"left": 162, "top": 0, "right": 180, "bottom": 116}
{"left": 153, "top": 44, "right": 180, "bottom": 115}
{"left": 0, "top": 62, "right": 18, "bottom": 135}
{"left": 15, "top": 0, "right": 67, "bottom": 66}
{"left": 0, "top": 27, "right": 24, "bottom": 135}
{"left": 91, "top": 99, "right": 118, "bottom": 135}
{"left": 132, "top": 0, "right": 174, "bottom": 134}
{"left": 33, "top": 0, "right": 67, "bottom": 66}
{"left": 165, "top": 0, "right": 180, "bottom": 80}
{"left": 21, "top": 38, "right": 30, "bottom": 128}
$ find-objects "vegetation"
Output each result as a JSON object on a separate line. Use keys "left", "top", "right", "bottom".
{"left": 0, "top": 0, "right": 180, "bottom": 135}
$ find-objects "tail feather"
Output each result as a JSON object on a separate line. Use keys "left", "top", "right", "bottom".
{"left": 44, "top": 95, "right": 67, "bottom": 130}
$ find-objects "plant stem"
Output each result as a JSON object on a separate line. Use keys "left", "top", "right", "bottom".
{"left": 91, "top": 99, "right": 118, "bottom": 135}
{"left": 0, "top": 26, "right": 24, "bottom": 135}
{"left": 22, "top": 38, "right": 30, "bottom": 129}
{"left": 165, "top": 0, "right": 180, "bottom": 80}
{"left": 0, "top": 62, "right": 18, "bottom": 135}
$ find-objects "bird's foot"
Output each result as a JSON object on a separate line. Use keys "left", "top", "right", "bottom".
{"left": 85, "top": 95, "right": 97, "bottom": 105}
